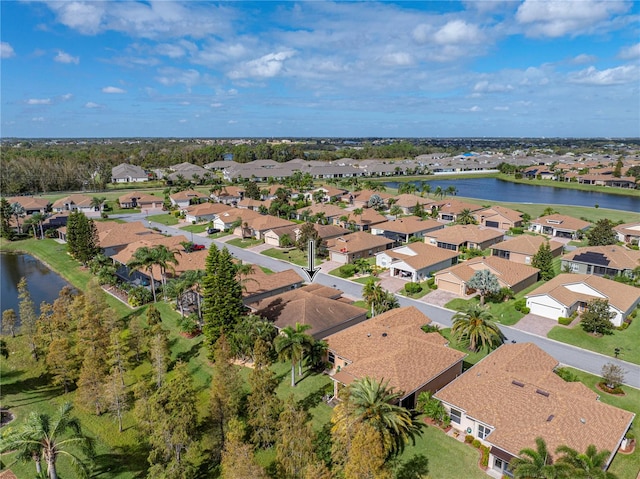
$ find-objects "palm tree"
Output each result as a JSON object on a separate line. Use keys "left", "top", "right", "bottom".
{"left": 419, "top": 181, "right": 431, "bottom": 197}
{"left": 390, "top": 205, "right": 403, "bottom": 220}
{"left": 511, "top": 437, "right": 571, "bottom": 479}
{"left": 89, "top": 196, "right": 106, "bottom": 212}
{"left": 433, "top": 186, "right": 444, "bottom": 199}
{"left": 456, "top": 208, "right": 477, "bottom": 225}
{"left": 0, "top": 402, "right": 94, "bottom": 479}
{"left": 10, "top": 202, "right": 25, "bottom": 234}
{"left": 275, "top": 323, "right": 313, "bottom": 387}
{"left": 451, "top": 304, "right": 505, "bottom": 352}
{"left": 339, "top": 377, "right": 423, "bottom": 457}
{"left": 362, "top": 278, "right": 385, "bottom": 317}
{"left": 31, "top": 212, "right": 47, "bottom": 239}
{"left": 555, "top": 444, "right": 616, "bottom": 479}
{"left": 235, "top": 260, "right": 257, "bottom": 293}
{"left": 445, "top": 185, "right": 458, "bottom": 197}
{"left": 127, "top": 246, "right": 158, "bottom": 302}
{"left": 152, "top": 244, "right": 181, "bottom": 292}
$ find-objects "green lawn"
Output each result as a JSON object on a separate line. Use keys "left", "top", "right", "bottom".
{"left": 179, "top": 223, "right": 208, "bottom": 234}
{"left": 439, "top": 328, "right": 489, "bottom": 368}
{"left": 445, "top": 296, "right": 525, "bottom": 327}
{"left": 496, "top": 173, "right": 640, "bottom": 198}
{"left": 261, "top": 247, "right": 309, "bottom": 267}
{"left": 547, "top": 315, "right": 640, "bottom": 365}
{"left": 398, "top": 422, "right": 489, "bottom": 479}
{"left": 226, "top": 237, "right": 263, "bottom": 248}
{"left": 353, "top": 275, "right": 381, "bottom": 285}
{"left": 397, "top": 281, "right": 435, "bottom": 299}
{"left": 559, "top": 368, "right": 640, "bottom": 479}
{"left": 146, "top": 213, "right": 179, "bottom": 226}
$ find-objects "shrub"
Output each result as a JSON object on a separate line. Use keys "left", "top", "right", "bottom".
{"left": 426, "top": 278, "right": 436, "bottom": 289}
{"left": 128, "top": 286, "right": 152, "bottom": 307}
{"left": 520, "top": 307, "right": 530, "bottom": 314}
{"left": 626, "top": 432, "right": 635, "bottom": 440}
{"left": 513, "top": 299, "right": 526, "bottom": 312}
{"left": 555, "top": 367, "right": 579, "bottom": 382}
{"left": 509, "top": 227, "right": 524, "bottom": 235}
{"left": 101, "top": 212, "right": 109, "bottom": 219}
{"left": 405, "top": 282, "right": 422, "bottom": 295}
{"left": 558, "top": 317, "right": 573, "bottom": 326}
{"left": 617, "top": 322, "right": 629, "bottom": 331}
{"left": 173, "top": 211, "right": 181, "bottom": 218}
{"left": 465, "top": 435, "right": 474, "bottom": 444}
{"left": 177, "top": 314, "right": 200, "bottom": 336}
{"left": 338, "top": 264, "right": 357, "bottom": 278}
{"left": 421, "top": 324, "right": 442, "bottom": 334}
{"left": 472, "top": 439, "right": 481, "bottom": 449}
{"left": 480, "top": 445, "right": 490, "bottom": 467}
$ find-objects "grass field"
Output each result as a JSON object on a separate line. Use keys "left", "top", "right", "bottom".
{"left": 179, "top": 223, "right": 208, "bottom": 234}
{"left": 547, "top": 314, "right": 640, "bottom": 365}
{"left": 261, "top": 247, "right": 310, "bottom": 267}
{"left": 226, "top": 237, "right": 263, "bottom": 248}
{"left": 146, "top": 213, "right": 179, "bottom": 226}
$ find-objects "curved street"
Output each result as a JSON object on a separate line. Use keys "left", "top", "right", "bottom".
{"left": 117, "top": 213, "right": 640, "bottom": 390}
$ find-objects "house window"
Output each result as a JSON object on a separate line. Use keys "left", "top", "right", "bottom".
{"left": 449, "top": 408, "right": 462, "bottom": 425}
{"left": 478, "top": 424, "right": 491, "bottom": 440}
{"left": 570, "top": 263, "right": 579, "bottom": 273}
{"left": 525, "top": 256, "right": 530, "bottom": 264}
{"left": 328, "top": 352, "right": 335, "bottom": 365}
{"left": 586, "top": 265, "right": 592, "bottom": 274}
{"left": 494, "top": 458, "right": 513, "bottom": 477}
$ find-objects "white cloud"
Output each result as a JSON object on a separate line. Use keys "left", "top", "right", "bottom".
{"left": 156, "top": 67, "right": 201, "bottom": 90}
{"left": 568, "top": 65, "right": 639, "bottom": 85}
{"left": 211, "top": 102, "right": 223, "bottom": 108}
{"left": 618, "top": 43, "right": 640, "bottom": 60}
{"left": 156, "top": 43, "right": 186, "bottom": 58}
{"left": 228, "top": 120, "right": 238, "bottom": 124}
{"left": 515, "top": 0, "right": 629, "bottom": 38}
{"left": 493, "top": 106, "right": 510, "bottom": 111}
{"left": 102, "top": 86, "right": 126, "bottom": 94}
{"left": 54, "top": 50, "right": 79, "bottom": 64}
{"left": 379, "top": 52, "right": 413, "bottom": 66}
{"left": 178, "top": 119, "right": 187, "bottom": 123}
{"left": 571, "top": 54, "right": 597, "bottom": 64}
{"left": 228, "top": 51, "right": 295, "bottom": 79}
{"left": 434, "top": 20, "right": 484, "bottom": 45}
{"left": 469, "top": 105, "right": 481, "bottom": 112}
{"left": 1, "top": 42, "right": 15, "bottom": 59}
{"left": 27, "top": 98, "right": 52, "bottom": 105}
{"left": 60, "top": 93, "right": 74, "bottom": 101}
{"left": 85, "top": 102, "right": 102, "bottom": 108}
{"left": 32, "top": 117, "right": 45, "bottom": 122}
{"left": 473, "top": 80, "right": 514, "bottom": 93}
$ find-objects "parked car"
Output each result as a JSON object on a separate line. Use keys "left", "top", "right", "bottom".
{"left": 207, "top": 228, "right": 221, "bottom": 234}
{"left": 192, "top": 244, "right": 206, "bottom": 251}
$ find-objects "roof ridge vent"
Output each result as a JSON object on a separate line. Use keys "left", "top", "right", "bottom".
{"left": 536, "top": 389, "right": 550, "bottom": 397}
{"left": 511, "top": 380, "right": 525, "bottom": 387}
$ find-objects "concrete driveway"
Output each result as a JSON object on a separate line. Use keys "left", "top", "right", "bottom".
{"left": 513, "top": 313, "right": 559, "bottom": 337}
{"left": 419, "top": 289, "right": 459, "bottom": 308}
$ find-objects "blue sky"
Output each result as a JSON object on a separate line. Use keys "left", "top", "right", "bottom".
{"left": 1, "top": 1, "right": 638, "bottom": 138}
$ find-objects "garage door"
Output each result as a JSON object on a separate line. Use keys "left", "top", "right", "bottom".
{"left": 486, "top": 221, "right": 500, "bottom": 228}
{"left": 437, "top": 278, "right": 461, "bottom": 294}
{"left": 527, "top": 301, "right": 562, "bottom": 320}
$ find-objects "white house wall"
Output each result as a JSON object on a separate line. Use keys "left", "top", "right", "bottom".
{"left": 563, "top": 283, "right": 606, "bottom": 298}
{"left": 526, "top": 295, "right": 567, "bottom": 320}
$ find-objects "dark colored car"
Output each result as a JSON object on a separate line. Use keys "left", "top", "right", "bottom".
{"left": 207, "top": 228, "right": 221, "bottom": 235}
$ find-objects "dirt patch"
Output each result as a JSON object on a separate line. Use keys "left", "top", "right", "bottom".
{"left": 0, "top": 408, "right": 15, "bottom": 427}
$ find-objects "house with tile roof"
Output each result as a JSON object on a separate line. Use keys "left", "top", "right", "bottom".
{"left": 236, "top": 198, "right": 272, "bottom": 211}
{"left": 68, "top": 220, "right": 165, "bottom": 257}
{"left": 424, "top": 224, "right": 504, "bottom": 252}
{"left": 118, "top": 191, "right": 162, "bottom": 209}
{"left": 183, "top": 202, "right": 230, "bottom": 223}
{"left": 52, "top": 194, "right": 101, "bottom": 213}
{"left": 338, "top": 208, "right": 387, "bottom": 232}
{"left": 376, "top": 242, "right": 459, "bottom": 282}
{"left": 166, "top": 163, "right": 209, "bottom": 183}
{"left": 434, "top": 255, "right": 539, "bottom": 295}
{"left": 434, "top": 199, "right": 484, "bottom": 222}
{"left": 326, "top": 306, "right": 466, "bottom": 409}
{"left": 371, "top": 217, "right": 443, "bottom": 243}
{"left": 614, "top": 222, "right": 640, "bottom": 245}
{"left": 263, "top": 223, "right": 349, "bottom": 247}
{"left": 5, "top": 196, "right": 51, "bottom": 214}
{"left": 349, "top": 189, "right": 394, "bottom": 209}
{"left": 434, "top": 343, "right": 635, "bottom": 478}
{"left": 529, "top": 214, "right": 591, "bottom": 239}
{"left": 473, "top": 205, "right": 524, "bottom": 230}
{"left": 491, "top": 235, "right": 564, "bottom": 265}
{"left": 326, "top": 231, "right": 394, "bottom": 264}
{"left": 248, "top": 285, "right": 367, "bottom": 339}
{"left": 169, "top": 189, "right": 208, "bottom": 208}
{"left": 305, "top": 186, "right": 348, "bottom": 203}
{"left": 391, "top": 194, "right": 435, "bottom": 215}
{"left": 241, "top": 267, "right": 304, "bottom": 304}
{"left": 561, "top": 245, "right": 640, "bottom": 278}
{"left": 111, "top": 163, "right": 148, "bottom": 183}
{"left": 211, "top": 208, "right": 262, "bottom": 232}
{"left": 243, "top": 214, "right": 295, "bottom": 240}
{"left": 295, "top": 203, "right": 345, "bottom": 223}
{"left": 210, "top": 185, "right": 244, "bottom": 204}
{"left": 525, "top": 273, "right": 640, "bottom": 326}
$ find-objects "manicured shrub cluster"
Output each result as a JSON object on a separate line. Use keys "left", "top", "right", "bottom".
{"left": 404, "top": 282, "right": 422, "bottom": 295}
{"left": 338, "top": 264, "right": 357, "bottom": 278}
{"left": 558, "top": 317, "right": 572, "bottom": 326}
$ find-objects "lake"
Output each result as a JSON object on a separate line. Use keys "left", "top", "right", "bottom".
{"left": 384, "top": 177, "right": 640, "bottom": 212}
{"left": 0, "top": 252, "right": 70, "bottom": 322}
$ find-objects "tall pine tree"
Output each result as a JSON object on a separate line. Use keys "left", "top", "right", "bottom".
{"left": 532, "top": 241, "right": 556, "bottom": 281}
{"left": 202, "top": 245, "right": 243, "bottom": 357}
{"left": 18, "top": 277, "right": 39, "bottom": 360}
{"left": 247, "top": 339, "right": 281, "bottom": 448}
{"left": 0, "top": 198, "right": 14, "bottom": 239}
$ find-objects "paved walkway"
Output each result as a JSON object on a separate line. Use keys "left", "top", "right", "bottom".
{"left": 513, "top": 313, "right": 559, "bottom": 336}
{"left": 419, "top": 289, "right": 459, "bottom": 308}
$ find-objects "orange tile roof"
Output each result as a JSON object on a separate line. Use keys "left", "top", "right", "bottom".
{"left": 170, "top": 189, "right": 208, "bottom": 201}
{"left": 393, "top": 194, "right": 435, "bottom": 208}
{"left": 434, "top": 256, "right": 539, "bottom": 288}
{"left": 492, "top": 235, "right": 564, "bottom": 256}
{"left": 299, "top": 203, "right": 346, "bottom": 218}
{"left": 97, "top": 221, "right": 165, "bottom": 249}
{"left": 52, "top": 194, "right": 95, "bottom": 209}
{"left": 562, "top": 245, "right": 640, "bottom": 271}
{"left": 475, "top": 205, "right": 523, "bottom": 223}
{"left": 183, "top": 202, "right": 229, "bottom": 216}
{"left": 327, "top": 231, "right": 394, "bottom": 253}
{"left": 525, "top": 273, "right": 640, "bottom": 313}
{"left": 425, "top": 225, "right": 504, "bottom": 245}
{"left": 111, "top": 234, "right": 190, "bottom": 266}
{"left": 435, "top": 343, "right": 635, "bottom": 459}
{"left": 5, "top": 196, "right": 50, "bottom": 210}
{"left": 327, "top": 307, "right": 466, "bottom": 398}
{"left": 436, "top": 199, "right": 484, "bottom": 214}
{"left": 385, "top": 243, "right": 459, "bottom": 270}
{"left": 241, "top": 267, "right": 304, "bottom": 299}
{"left": 374, "top": 217, "right": 442, "bottom": 234}
{"left": 532, "top": 214, "right": 591, "bottom": 232}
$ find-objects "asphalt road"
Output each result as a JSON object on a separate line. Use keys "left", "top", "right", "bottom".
{"left": 116, "top": 214, "right": 640, "bottom": 389}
